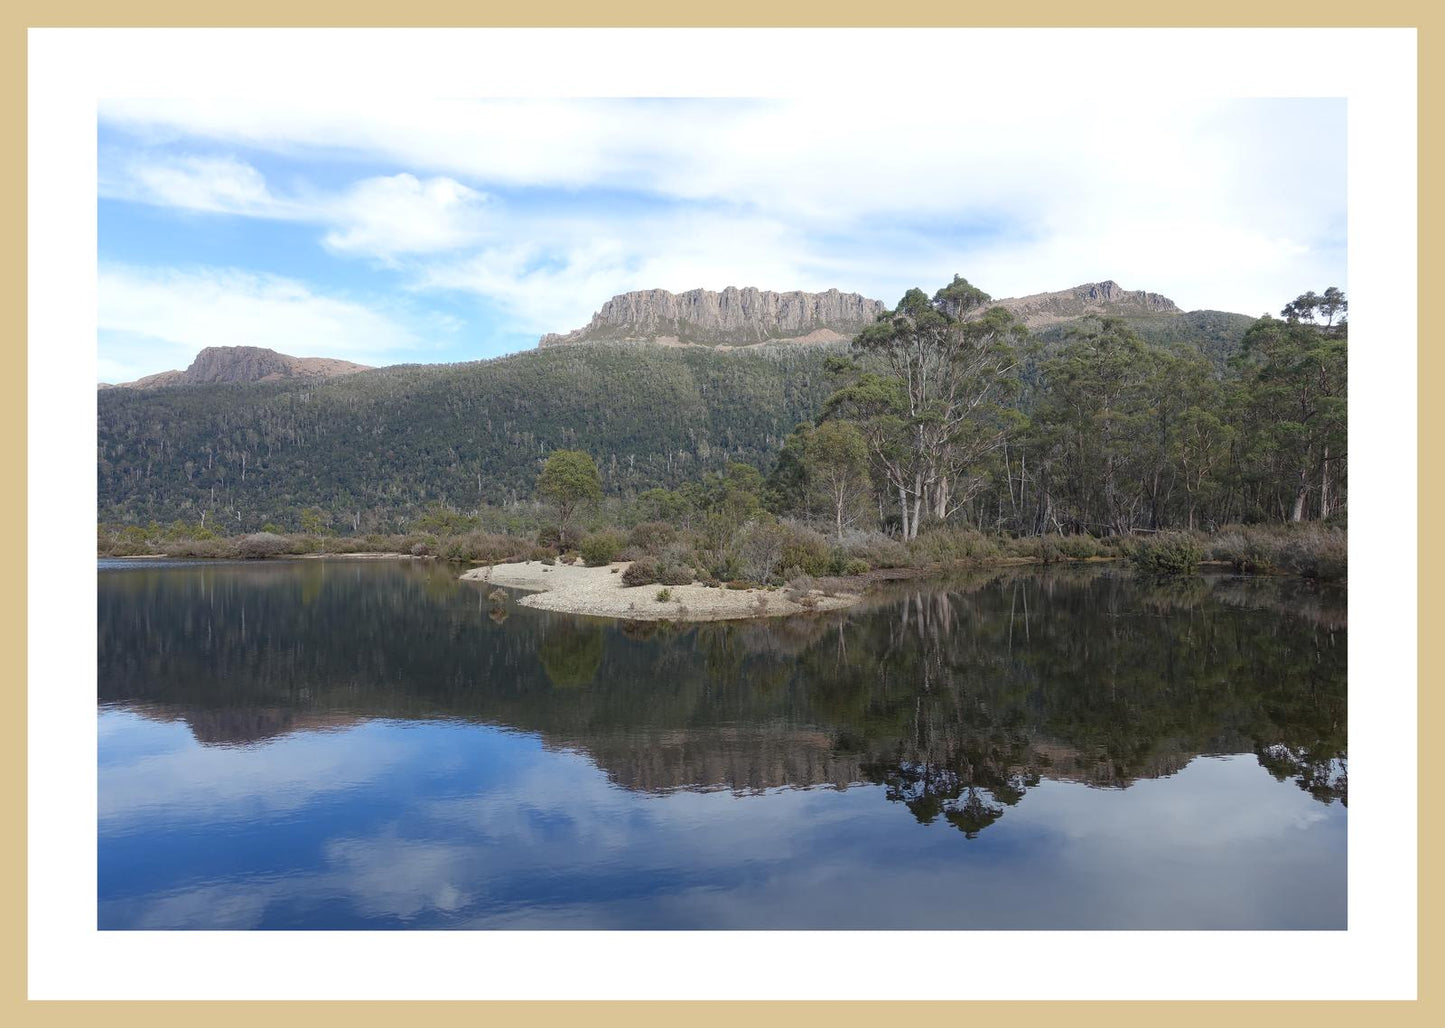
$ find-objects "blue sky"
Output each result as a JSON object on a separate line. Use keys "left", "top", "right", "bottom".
{"left": 97, "top": 97, "right": 1346, "bottom": 383}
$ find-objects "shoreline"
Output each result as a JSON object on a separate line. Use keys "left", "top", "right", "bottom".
{"left": 461, "top": 561, "right": 861, "bottom": 622}
{"left": 295, "top": 552, "right": 435, "bottom": 561}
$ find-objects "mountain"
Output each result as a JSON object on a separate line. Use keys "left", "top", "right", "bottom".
{"left": 103, "top": 346, "right": 372, "bottom": 390}
{"left": 96, "top": 279, "right": 1258, "bottom": 529}
{"left": 537, "top": 287, "right": 885, "bottom": 348}
{"left": 970, "top": 280, "right": 1181, "bottom": 329}
{"left": 972, "top": 281, "right": 1256, "bottom": 372}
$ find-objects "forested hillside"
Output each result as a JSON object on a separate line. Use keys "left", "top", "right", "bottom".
{"left": 97, "top": 341, "right": 842, "bottom": 531}
{"left": 1029, "top": 309, "right": 1257, "bottom": 376}
{"left": 97, "top": 277, "right": 1325, "bottom": 543}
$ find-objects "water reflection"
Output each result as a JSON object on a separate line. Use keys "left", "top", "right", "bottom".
{"left": 98, "top": 560, "right": 1346, "bottom": 928}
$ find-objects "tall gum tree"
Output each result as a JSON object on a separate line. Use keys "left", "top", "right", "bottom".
{"left": 1234, "top": 289, "right": 1347, "bottom": 521}
{"left": 824, "top": 277, "right": 1024, "bottom": 539}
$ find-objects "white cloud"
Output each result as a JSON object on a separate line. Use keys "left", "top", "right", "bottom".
{"left": 320, "top": 173, "right": 490, "bottom": 260}
{"left": 99, "top": 96, "right": 1348, "bottom": 344}
{"left": 104, "top": 155, "right": 492, "bottom": 260}
{"left": 119, "top": 154, "right": 294, "bottom": 217}
{"left": 98, "top": 264, "right": 430, "bottom": 370}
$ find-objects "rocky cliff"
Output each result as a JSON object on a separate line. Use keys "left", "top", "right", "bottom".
{"left": 105, "top": 346, "right": 372, "bottom": 389}
{"left": 972, "top": 280, "right": 1181, "bottom": 329}
{"left": 538, "top": 286, "right": 885, "bottom": 348}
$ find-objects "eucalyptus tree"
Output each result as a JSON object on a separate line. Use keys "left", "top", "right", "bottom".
{"left": 824, "top": 277, "right": 1025, "bottom": 539}
{"left": 1232, "top": 300, "right": 1347, "bottom": 521}
{"left": 803, "top": 419, "right": 871, "bottom": 540}
{"left": 537, "top": 449, "right": 601, "bottom": 542}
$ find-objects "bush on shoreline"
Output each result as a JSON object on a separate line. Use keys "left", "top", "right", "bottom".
{"left": 1125, "top": 533, "right": 1205, "bottom": 574}
{"left": 97, "top": 518, "right": 1344, "bottom": 583}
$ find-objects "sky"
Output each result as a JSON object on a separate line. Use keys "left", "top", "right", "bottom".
{"left": 96, "top": 96, "right": 1347, "bottom": 383}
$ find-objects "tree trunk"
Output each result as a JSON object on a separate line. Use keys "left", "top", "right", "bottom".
{"left": 933, "top": 475, "right": 950, "bottom": 521}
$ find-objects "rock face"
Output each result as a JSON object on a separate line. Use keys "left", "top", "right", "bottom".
{"left": 972, "top": 280, "right": 1181, "bottom": 329}
{"left": 538, "top": 287, "right": 885, "bottom": 348}
{"left": 106, "top": 346, "right": 372, "bottom": 389}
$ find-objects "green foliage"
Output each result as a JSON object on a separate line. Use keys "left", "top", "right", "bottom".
{"left": 627, "top": 521, "right": 677, "bottom": 551}
{"left": 1126, "top": 533, "right": 1204, "bottom": 574}
{"left": 908, "top": 526, "right": 1002, "bottom": 564}
{"left": 580, "top": 529, "right": 626, "bottom": 566}
{"left": 299, "top": 508, "right": 333, "bottom": 536}
{"left": 414, "top": 502, "right": 481, "bottom": 535}
{"left": 655, "top": 587, "right": 672, "bottom": 602}
{"left": 825, "top": 277, "right": 1024, "bottom": 540}
{"left": 779, "top": 524, "right": 831, "bottom": 576}
{"left": 98, "top": 342, "right": 842, "bottom": 530}
{"left": 538, "top": 449, "right": 602, "bottom": 538}
{"left": 442, "top": 532, "right": 532, "bottom": 564}
{"left": 97, "top": 284, "right": 1346, "bottom": 568}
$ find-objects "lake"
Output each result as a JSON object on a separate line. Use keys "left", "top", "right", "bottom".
{"left": 97, "top": 558, "right": 1346, "bottom": 929}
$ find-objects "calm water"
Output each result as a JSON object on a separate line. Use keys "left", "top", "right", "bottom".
{"left": 97, "top": 558, "right": 1346, "bottom": 930}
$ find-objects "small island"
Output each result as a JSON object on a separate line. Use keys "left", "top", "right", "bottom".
{"left": 462, "top": 560, "right": 859, "bottom": 621}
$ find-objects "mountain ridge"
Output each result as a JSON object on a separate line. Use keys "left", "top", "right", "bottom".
{"left": 537, "top": 286, "right": 886, "bottom": 349}
{"left": 969, "top": 280, "right": 1182, "bottom": 328}
{"left": 102, "top": 346, "right": 372, "bottom": 390}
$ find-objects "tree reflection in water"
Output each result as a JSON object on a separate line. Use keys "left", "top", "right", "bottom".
{"left": 99, "top": 561, "right": 1346, "bottom": 838}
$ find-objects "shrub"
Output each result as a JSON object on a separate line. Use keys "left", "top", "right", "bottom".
{"left": 580, "top": 530, "right": 626, "bottom": 566}
{"left": 160, "top": 537, "right": 237, "bottom": 559}
{"left": 623, "top": 558, "right": 659, "bottom": 586}
{"left": 236, "top": 532, "right": 290, "bottom": 560}
{"left": 411, "top": 542, "right": 431, "bottom": 557}
{"left": 655, "top": 587, "right": 672, "bottom": 602}
{"left": 1127, "top": 533, "right": 1204, "bottom": 574}
{"left": 780, "top": 526, "right": 831, "bottom": 576}
{"left": 730, "top": 518, "right": 789, "bottom": 585}
{"left": 438, "top": 531, "right": 530, "bottom": 564}
{"left": 1277, "top": 527, "right": 1348, "bottom": 582}
{"left": 628, "top": 521, "right": 677, "bottom": 551}
{"left": 784, "top": 575, "right": 820, "bottom": 609}
{"left": 839, "top": 530, "right": 910, "bottom": 570}
{"left": 909, "top": 526, "right": 1001, "bottom": 564}
{"left": 842, "top": 557, "right": 871, "bottom": 576}
{"left": 654, "top": 542, "right": 696, "bottom": 586}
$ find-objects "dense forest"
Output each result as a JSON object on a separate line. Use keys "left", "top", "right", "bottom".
{"left": 98, "top": 343, "right": 840, "bottom": 532}
{"left": 97, "top": 278, "right": 1343, "bottom": 544}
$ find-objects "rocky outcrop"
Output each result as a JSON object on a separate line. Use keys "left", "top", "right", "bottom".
{"left": 970, "top": 280, "right": 1181, "bottom": 329}
{"left": 538, "top": 286, "right": 885, "bottom": 348}
{"left": 105, "top": 346, "right": 372, "bottom": 389}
